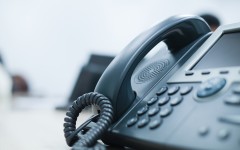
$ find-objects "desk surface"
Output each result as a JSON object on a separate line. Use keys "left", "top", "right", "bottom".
{"left": 0, "top": 96, "right": 93, "bottom": 150}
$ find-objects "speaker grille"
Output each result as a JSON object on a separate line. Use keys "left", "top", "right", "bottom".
{"left": 135, "top": 59, "right": 170, "bottom": 83}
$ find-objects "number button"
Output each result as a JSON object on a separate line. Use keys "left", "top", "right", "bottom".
{"left": 147, "top": 97, "right": 158, "bottom": 106}
{"left": 158, "top": 96, "right": 170, "bottom": 106}
{"left": 137, "top": 106, "right": 148, "bottom": 116}
{"left": 149, "top": 119, "right": 162, "bottom": 129}
{"left": 127, "top": 116, "right": 138, "bottom": 127}
{"left": 160, "top": 106, "right": 173, "bottom": 117}
{"left": 156, "top": 86, "right": 168, "bottom": 96}
{"left": 198, "top": 126, "right": 209, "bottom": 136}
{"left": 180, "top": 86, "right": 193, "bottom": 95}
{"left": 217, "top": 129, "right": 230, "bottom": 140}
{"left": 168, "top": 86, "right": 180, "bottom": 95}
{"left": 137, "top": 118, "right": 150, "bottom": 128}
{"left": 148, "top": 107, "right": 160, "bottom": 117}
{"left": 170, "top": 96, "right": 183, "bottom": 106}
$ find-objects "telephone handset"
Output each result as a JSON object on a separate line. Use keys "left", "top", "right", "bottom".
{"left": 94, "top": 15, "right": 210, "bottom": 120}
{"left": 64, "top": 15, "right": 240, "bottom": 149}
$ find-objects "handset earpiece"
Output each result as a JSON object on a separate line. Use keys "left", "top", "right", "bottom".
{"left": 95, "top": 15, "right": 211, "bottom": 120}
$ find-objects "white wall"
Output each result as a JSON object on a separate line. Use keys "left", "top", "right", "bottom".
{"left": 0, "top": 0, "right": 240, "bottom": 97}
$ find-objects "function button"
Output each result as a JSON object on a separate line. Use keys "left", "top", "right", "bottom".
{"left": 160, "top": 106, "right": 173, "bottom": 117}
{"left": 127, "top": 116, "right": 138, "bottom": 127}
{"left": 220, "top": 70, "right": 229, "bottom": 74}
{"left": 170, "top": 96, "right": 183, "bottom": 106}
{"left": 147, "top": 97, "right": 158, "bottom": 106}
{"left": 198, "top": 126, "right": 209, "bottom": 136}
{"left": 158, "top": 96, "right": 170, "bottom": 106}
{"left": 149, "top": 119, "right": 162, "bottom": 129}
{"left": 217, "top": 129, "right": 230, "bottom": 140}
{"left": 137, "top": 106, "right": 149, "bottom": 116}
{"left": 224, "top": 95, "right": 240, "bottom": 105}
{"left": 219, "top": 115, "right": 240, "bottom": 125}
{"left": 168, "top": 86, "right": 180, "bottom": 95}
{"left": 197, "top": 77, "right": 226, "bottom": 98}
{"left": 180, "top": 86, "right": 193, "bottom": 95}
{"left": 148, "top": 107, "right": 160, "bottom": 117}
{"left": 201, "top": 71, "right": 210, "bottom": 75}
{"left": 137, "top": 118, "right": 150, "bottom": 128}
{"left": 233, "top": 86, "right": 240, "bottom": 94}
{"left": 156, "top": 86, "right": 168, "bottom": 96}
{"left": 185, "top": 71, "right": 194, "bottom": 76}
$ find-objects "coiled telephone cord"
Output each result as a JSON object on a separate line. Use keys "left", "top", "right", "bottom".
{"left": 63, "top": 92, "right": 114, "bottom": 149}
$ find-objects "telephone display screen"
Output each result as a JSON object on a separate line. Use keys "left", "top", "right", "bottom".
{"left": 193, "top": 32, "right": 240, "bottom": 70}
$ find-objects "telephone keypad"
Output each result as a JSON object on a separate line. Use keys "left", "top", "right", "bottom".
{"left": 126, "top": 84, "right": 194, "bottom": 129}
{"left": 123, "top": 81, "right": 240, "bottom": 149}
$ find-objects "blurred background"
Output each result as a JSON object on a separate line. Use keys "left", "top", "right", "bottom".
{"left": 1, "top": 0, "right": 240, "bottom": 99}
{"left": 0, "top": 0, "right": 240, "bottom": 149}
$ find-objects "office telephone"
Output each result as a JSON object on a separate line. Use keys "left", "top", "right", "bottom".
{"left": 64, "top": 15, "right": 240, "bottom": 150}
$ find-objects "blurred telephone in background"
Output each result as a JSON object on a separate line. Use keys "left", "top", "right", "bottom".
{"left": 57, "top": 54, "right": 114, "bottom": 110}
{"left": 64, "top": 15, "right": 240, "bottom": 150}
